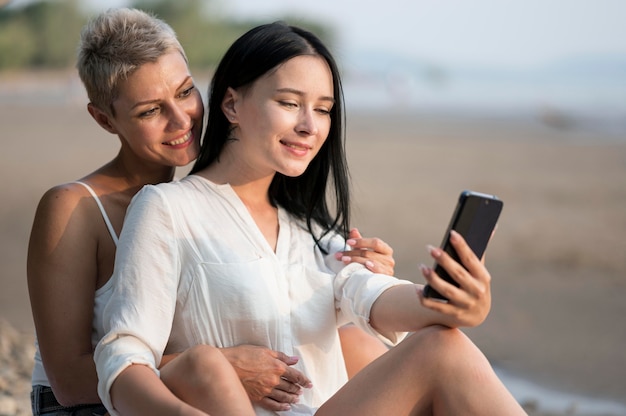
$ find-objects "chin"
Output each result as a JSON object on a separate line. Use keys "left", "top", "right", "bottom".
{"left": 282, "top": 170, "right": 307, "bottom": 178}
{"left": 281, "top": 163, "right": 312, "bottom": 178}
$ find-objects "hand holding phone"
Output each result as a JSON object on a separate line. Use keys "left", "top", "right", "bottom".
{"left": 423, "top": 190, "right": 503, "bottom": 302}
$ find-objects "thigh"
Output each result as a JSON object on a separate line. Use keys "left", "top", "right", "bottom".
{"left": 339, "top": 324, "right": 389, "bottom": 379}
{"left": 316, "top": 330, "right": 437, "bottom": 416}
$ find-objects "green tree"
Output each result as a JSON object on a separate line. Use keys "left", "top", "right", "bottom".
{"left": 0, "top": 17, "right": 38, "bottom": 68}
{"left": 0, "top": 0, "right": 333, "bottom": 71}
{"left": 130, "top": 0, "right": 250, "bottom": 70}
{"left": 0, "top": 0, "right": 86, "bottom": 69}
{"left": 130, "top": 0, "right": 334, "bottom": 71}
{"left": 23, "top": 0, "right": 85, "bottom": 67}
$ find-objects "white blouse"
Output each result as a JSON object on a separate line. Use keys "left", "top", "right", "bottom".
{"left": 95, "top": 175, "right": 412, "bottom": 415}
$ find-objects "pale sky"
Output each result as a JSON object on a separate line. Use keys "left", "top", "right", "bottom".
{"left": 79, "top": 0, "right": 626, "bottom": 70}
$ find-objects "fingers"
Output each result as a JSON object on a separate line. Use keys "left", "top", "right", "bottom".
{"left": 348, "top": 227, "right": 363, "bottom": 240}
{"left": 419, "top": 231, "right": 491, "bottom": 326}
{"left": 428, "top": 231, "right": 489, "bottom": 297}
{"left": 272, "top": 350, "right": 299, "bottom": 366}
{"left": 334, "top": 228, "right": 395, "bottom": 274}
{"left": 258, "top": 396, "right": 293, "bottom": 412}
{"left": 420, "top": 263, "right": 463, "bottom": 306}
{"left": 348, "top": 228, "right": 393, "bottom": 256}
{"left": 257, "top": 354, "right": 312, "bottom": 412}
{"left": 281, "top": 363, "right": 312, "bottom": 389}
{"left": 223, "top": 345, "right": 312, "bottom": 410}
{"left": 260, "top": 378, "right": 302, "bottom": 412}
{"left": 447, "top": 230, "right": 491, "bottom": 293}
{"left": 270, "top": 350, "right": 312, "bottom": 388}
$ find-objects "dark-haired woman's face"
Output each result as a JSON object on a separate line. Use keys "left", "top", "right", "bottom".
{"left": 223, "top": 55, "right": 334, "bottom": 179}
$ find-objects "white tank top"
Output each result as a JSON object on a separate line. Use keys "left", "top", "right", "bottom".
{"left": 31, "top": 181, "right": 118, "bottom": 386}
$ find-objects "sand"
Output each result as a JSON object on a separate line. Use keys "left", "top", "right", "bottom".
{"left": 1, "top": 72, "right": 625, "bottom": 415}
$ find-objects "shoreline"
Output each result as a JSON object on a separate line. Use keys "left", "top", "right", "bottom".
{"left": 494, "top": 366, "right": 626, "bottom": 415}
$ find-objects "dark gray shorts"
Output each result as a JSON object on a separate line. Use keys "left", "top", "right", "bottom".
{"left": 31, "top": 385, "right": 108, "bottom": 416}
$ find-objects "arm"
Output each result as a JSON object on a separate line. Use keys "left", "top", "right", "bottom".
{"left": 111, "top": 364, "right": 206, "bottom": 416}
{"left": 334, "top": 228, "right": 395, "bottom": 274}
{"left": 27, "top": 184, "right": 102, "bottom": 405}
{"left": 95, "top": 186, "right": 183, "bottom": 413}
{"left": 369, "top": 230, "right": 492, "bottom": 333}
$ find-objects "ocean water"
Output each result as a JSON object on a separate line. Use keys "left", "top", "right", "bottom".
{"left": 2, "top": 68, "right": 624, "bottom": 139}
{"left": 496, "top": 367, "right": 626, "bottom": 415}
{"left": 341, "top": 63, "right": 626, "bottom": 139}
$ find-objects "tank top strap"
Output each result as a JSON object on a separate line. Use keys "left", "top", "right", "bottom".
{"left": 72, "top": 181, "right": 119, "bottom": 246}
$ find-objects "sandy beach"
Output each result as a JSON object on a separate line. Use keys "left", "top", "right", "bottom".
{"left": 1, "top": 72, "right": 625, "bottom": 415}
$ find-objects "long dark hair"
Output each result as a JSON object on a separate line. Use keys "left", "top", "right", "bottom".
{"left": 191, "top": 22, "right": 350, "bottom": 251}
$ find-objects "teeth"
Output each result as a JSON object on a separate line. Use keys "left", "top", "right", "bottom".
{"left": 283, "top": 142, "right": 307, "bottom": 150}
{"left": 167, "top": 131, "right": 191, "bottom": 146}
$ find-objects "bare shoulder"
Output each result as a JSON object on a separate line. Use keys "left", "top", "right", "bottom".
{"left": 38, "top": 181, "right": 89, "bottom": 206}
{"left": 30, "top": 182, "right": 99, "bottom": 247}
{"left": 35, "top": 182, "right": 94, "bottom": 218}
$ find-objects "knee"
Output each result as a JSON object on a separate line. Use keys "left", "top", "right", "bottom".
{"left": 404, "top": 325, "right": 490, "bottom": 371}
{"left": 183, "top": 344, "right": 227, "bottom": 370}
{"left": 173, "top": 344, "right": 231, "bottom": 380}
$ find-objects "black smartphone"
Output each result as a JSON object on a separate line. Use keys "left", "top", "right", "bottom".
{"left": 423, "top": 190, "right": 503, "bottom": 301}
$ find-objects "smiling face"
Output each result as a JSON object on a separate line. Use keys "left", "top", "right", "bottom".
{"left": 221, "top": 55, "right": 334, "bottom": 181}
{"left": 97, "top": 51, "right": 203, "bottom": 168}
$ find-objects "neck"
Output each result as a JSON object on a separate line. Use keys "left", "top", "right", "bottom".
{"left": 197, "top": 155, "right": 275, "bottom": 207}
{"left": 106, "top": 154, "right": 176, "bottom": 192}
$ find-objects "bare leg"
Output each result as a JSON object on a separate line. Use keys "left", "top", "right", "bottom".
{"left": 160, "top": 344, "right": 255, "bottom": 416}
{"left": 339, "top": 324, "right": 389, "bottom": 378}
{"left": 317, "top": 325, "right": 527, "bottom": 416}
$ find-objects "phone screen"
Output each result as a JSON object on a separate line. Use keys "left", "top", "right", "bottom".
{"left": 423, "top": 191, "right": 503, "bottom": 301}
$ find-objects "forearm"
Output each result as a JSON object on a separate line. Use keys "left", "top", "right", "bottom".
{"left": 369, "top": 284, "right": 452, "bottom": 333}
{"left": 110, "top": 364, "right": 206, "bottom": 416}
{"left": 47, "top": 353, "right": 101, "bottom": 406}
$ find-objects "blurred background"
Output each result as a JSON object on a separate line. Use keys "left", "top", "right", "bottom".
{"left": 1, "top": 1, "right": 625, "bottom": 415}
{"left": 2, "top": 0, "right": 625, "bottom": 132}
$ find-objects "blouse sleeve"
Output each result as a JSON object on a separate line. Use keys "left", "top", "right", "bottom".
{"left": 94, "top": 185, "right": 180, "bottom": 413}
{"left": 321, "top": 231, "right": 414, "bottom": 346}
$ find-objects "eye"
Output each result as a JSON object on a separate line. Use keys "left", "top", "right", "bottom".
{"left": 179, "top": 85, "right": 196, "bottom": 98}
{"left": 316, "top": 107, "right": 331, "bottom": 115}
{"left": 138, "top": 107, "right": 159, "bottom": 118}
{"left": 279, "top": 100, "right": 298, "bottom": 109}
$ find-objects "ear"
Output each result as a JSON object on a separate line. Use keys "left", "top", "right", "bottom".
{"left": 87, "top": 103, "right": 118, "bottom": 134}
{"left": 221, "top": 87, "right": 239, "bottom": 123}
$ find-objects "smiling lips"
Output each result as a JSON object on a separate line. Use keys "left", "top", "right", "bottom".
{"left": 164, "top": 130, "right": 193, "bottom": 147}
{"left": 280, "top": 139, "right": 312, "bottom": 154}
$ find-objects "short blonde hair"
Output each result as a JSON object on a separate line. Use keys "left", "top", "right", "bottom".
{"left": 76, "top": 8, "right": 187, "bottom": 114}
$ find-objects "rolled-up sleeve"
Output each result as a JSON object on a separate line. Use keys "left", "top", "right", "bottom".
{"left": 333, "top": 263, "right": 413, "bottom": 345}
{"left": 94, "top": 185, "right": 180, "bottom": 413}
{"left": 318, "top": 230, "right": 413, "bottom": 345}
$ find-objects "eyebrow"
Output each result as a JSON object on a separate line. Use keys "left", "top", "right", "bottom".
{"left": 276, "top": 87, "right": 335, "bottom": 104}
{"left": 130, "top": 75, "right": 194, "bottom": 110}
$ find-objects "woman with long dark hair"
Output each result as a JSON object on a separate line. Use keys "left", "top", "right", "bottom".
{"left": 95, "top": 22, "right": 527, "bottom": 415}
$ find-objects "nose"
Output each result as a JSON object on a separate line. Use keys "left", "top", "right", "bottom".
{"left": 296, "top": 108, "right": 319, "bottom": 136}
{"left": 168, "top": 102, "right": 192, "bottom": 131}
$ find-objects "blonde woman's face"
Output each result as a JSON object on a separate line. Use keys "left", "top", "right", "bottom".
{"left": 109, "top": 51, "right": 203, "bottom": 168}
